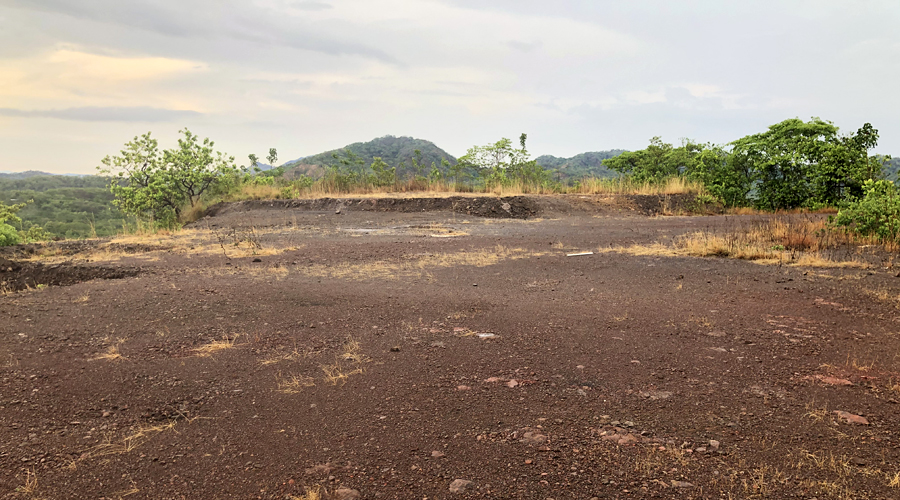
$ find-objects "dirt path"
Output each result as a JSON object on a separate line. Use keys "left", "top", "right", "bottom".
{"left": 1, "top": 201, "right": 898, "bottom": 499}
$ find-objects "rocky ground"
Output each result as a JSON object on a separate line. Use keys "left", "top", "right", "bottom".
{"left": 1, "top": 195, "right": 899, "bottom": 499}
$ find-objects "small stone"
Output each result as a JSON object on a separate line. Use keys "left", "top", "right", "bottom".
{"left": 101, "top": 411, "right": 111, "bottom": 418}
{"left": 456, "top": 385, "right": 471, "bottom": 391}
{"left": 834, "top": 410, "right": 869, "bottom": 425}
{"left": 449, "top": 479, "right": 473, "bottom": 494}
{"left": 389, "top": 346, "right": 401, "bottom": 352}
{"left": 671, "top": 480, "right": 694, "bottom": 488}
{"left": 708, "top": 439, "right": 720, "bottom": 452}
{"left": 622, "top": 421, "right": 634, "bottom": 428}
{"left": 506, "top": 379, "right": 519, "bottom": 388}
{"left": 524, "top": 459, "right": 533, "bottom": 464}
{"left": 850, "top": 457, "right": 866, "bottom": 466}
{"left": 252, "top": 258, "right": 262, "bottom": 263}
{"left": 431, "top": 451, "right": 445, "bottom": 458}
{"left": 695, "top": 447, "right": 707, "bottom": 453}
{"left": 522, "top": 431, "right": 548, "bottom": 445}
{"left": 333, "top": 487, "right": 360, "bottom": 500}
{"left": 335, "top": 207, "right": 342, "bottom": 214}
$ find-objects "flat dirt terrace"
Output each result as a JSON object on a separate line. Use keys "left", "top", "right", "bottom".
{"left": 2, "top": 195, "right": 900, "bottom": 499}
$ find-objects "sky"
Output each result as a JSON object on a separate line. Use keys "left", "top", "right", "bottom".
{"left": 1, "top": 0, "right": 898, "bottom": 174}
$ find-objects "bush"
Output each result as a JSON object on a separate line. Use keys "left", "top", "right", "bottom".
{"left": 0, "top": 223, "right": 20, "bottom": 246}
{"left": 833, "top": 179, "right": 900, "bottom": 241}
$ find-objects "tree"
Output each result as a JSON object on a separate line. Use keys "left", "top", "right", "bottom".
{"left": 267, "top": 148, "right": 278, "bottom": 169}
{"left": 602, "top": 137, "right": 700, "bottom": 183}
{"left": 98, "top": 129, "right": 237, "bottom": 225}
{"left": 457, "top": 134, "right": 551, "bottom": 189}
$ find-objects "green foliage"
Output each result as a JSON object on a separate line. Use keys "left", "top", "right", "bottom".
{"left": 535, "top": 150, "right": 625, "bottom": 181}
{"left": 458, "top": 134, "right": 558, "bottom": 191}
{"left": 19, "top": 225, "right": 52, "bottom": 243}
{"left": 602, "top": 137, "right": 700, "bottom": 184}
{"left": 0, "top": 223, "right": 19, "bottom": 246}
{"left": 0, "top": 200, "right": 24, "bottom": 246}
{"left": 0, "top": 176, "right": 125, "bottom": 238}
{"left": 834, "top": 179, "right": 900, "bottom": 241}
{"left": 98, "top": 129, "right": 238, "bottom": 226}
{"left": 731, "top": 118, "right": 879, "bottom": 210}
{"left": 285, "top": 136, "right": 456, "bottom": 179}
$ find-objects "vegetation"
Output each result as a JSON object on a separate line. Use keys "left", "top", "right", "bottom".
{"left": 604, "top": 118, "right": 889, "bottom": 210}
{"left": 535, "top": 151, "right": 625, "bottom": 181}
{"left": 834, "top": 179, "right": 900, "bottom": 242}
{"left": 283, "top": 136, "right": 457, "bottom": 180}
{"left": 0, "top": 175, "right": 125, "bottom": 239}
{"left": 98, "top": 129, "right": 239, "bottom": 227}
{"left": 0, "top": 200, "right": 24, "bottom": 245}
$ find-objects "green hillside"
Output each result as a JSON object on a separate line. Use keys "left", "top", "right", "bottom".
{"left": 535, "top": 150, "right": 627, "bottom": 180}
{"left": 0, "top": 175, "right": 125, "bottom": 238}
{"left": 284, "top": 136, "right": 457, "bottom": 179}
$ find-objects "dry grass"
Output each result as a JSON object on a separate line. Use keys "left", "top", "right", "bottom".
{"left": 194, "top": 335, "right": 240, "bottom": 357}
{"left": 600, "top": 216, "right": 874, "bottom": 268}
{"left": 300, "top": 245, "right": 542, "bottom": 281}
{"left": 70, "top": 421, "right": 178, "bottom": 468}
{"left": 16, "top": 468, "right": 38, "bottom": 495}
{"left": 320, "top": 338, "right": 369, "bottom": 386}
{"left": 289, "top": 486, "right": 323, "bottom": 500}
{"left": 276, "top": 372, "right": 316, "bottom": 393}
{"left": 92, "top": 340, "right": 125, "bottom": 362}
{"left": 574, "top": 176, "right": 705, "bottom": 196}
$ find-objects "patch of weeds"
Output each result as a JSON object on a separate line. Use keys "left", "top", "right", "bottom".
{"left": 70, "top": 421, "right": 178, "bottom": 468}
{"left": 194, "top": 335, "right": 240, "bottom": 357}
{"left": 15, "top": 467, "right": 38, "bottom": 495}
{"left": 276, "top": 373, "right": 316, "bottom": 394}
{"left": 320, "top": 338, "right": 369, "bottom": 386}
{"left": 92, "top": 339, "right": 126, "bottom": 362}
{"left": 289, "top": 486, "right": 323, "bottom": 500}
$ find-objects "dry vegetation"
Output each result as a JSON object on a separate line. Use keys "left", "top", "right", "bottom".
{"left": 601, "top": 215, "right": 883, "bottom": 268}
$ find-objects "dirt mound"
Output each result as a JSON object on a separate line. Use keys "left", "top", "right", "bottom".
{"left": 205, "top": 196, "right": 540, "bottom": 220}
{"left": 0, "top": 257, "right": 139, "bottom": 292}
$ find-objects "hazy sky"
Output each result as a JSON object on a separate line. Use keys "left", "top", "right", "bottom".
{"left": 1, "top": 0, "right": 898, "bottom": 174}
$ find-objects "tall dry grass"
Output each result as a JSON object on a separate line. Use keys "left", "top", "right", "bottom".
{"left": 573, "top": 176, "right": 706, "bottom": 196}
{"left": 604, "top": 215, "right": 886, "bottom": 268}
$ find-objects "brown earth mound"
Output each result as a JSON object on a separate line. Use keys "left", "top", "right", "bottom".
{"left": 206, "top": 196, "right": 541, "bottom": 220}
{"left": 0, "top": 257, "right": 139, "bottom": 292}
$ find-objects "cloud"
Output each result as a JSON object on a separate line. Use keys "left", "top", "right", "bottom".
{"left": 5, "top": 0, "right": 400, "bottom": 64}
{"left": 507, "top": 40, "right": 541, "bottom": 53}
{"left": 0, "top": 106, "right": 202, "bottom": 122}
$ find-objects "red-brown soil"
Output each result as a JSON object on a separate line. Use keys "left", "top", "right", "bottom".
{"left": 1, "top": 195, "right": 899, "bottom": 499}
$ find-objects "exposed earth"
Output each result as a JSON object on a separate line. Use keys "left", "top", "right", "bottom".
{"left": 1, "top": 194, "right": 899, "bottom": 499}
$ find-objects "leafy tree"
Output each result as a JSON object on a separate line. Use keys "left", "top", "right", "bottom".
{"left": 98, "top": 129, "right": 238, "bottom": 225}
{"left": 369, "top": 157, "right": 396, "bottom": 186}
{"left": 267, "top": 148, "right": 278, "bottom": 169}
{"left": 602, "top": 137, "right": 698, "bottom": 183}
{"left": 684, "top": 144, "right": 753, "bottom": 207}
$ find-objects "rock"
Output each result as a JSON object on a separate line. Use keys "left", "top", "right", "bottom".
{"left": 522, "top": 431, "right": 548, "bottom": 445}
{"left": 671, "top": 480, "right": 694, "bottom": 488}
{"left": 708, "top": 439, "right": 720, "bottom": 452}
{"left": 332, "top": 488, "right": 360, "bottom": 500}
{"left": 252, "top": 258, "right": 262, "bottom": 263}
{"left": 483, "top": 377, "right": 503, "bottom": 383}
{"left": 389, "top": 346, "right": 401, "bottom": 352}
{"left": 815, "top": 375, "right": 853, "bottom": 386}
{"left": 506, "top": 379, "right": 519, "bottom": 388}
{"left": 834, "top": 411, "right": 869, "bottom": 425}
{"left": 640, "top": 390, "right": 672, "bottom": 400}
{"left": 449, "top": 479, "right": 473, "bottom": 494}
{"left": 617, "top": 434, "right": 639, "bottom": 445}
{"left": 695, "top": 447, "right": 706, "bottom": 453}
{"left": 524, "top": 459, "right": 533, "bottom": 464}
{"left": 622, "top": 421, "right": 635, "bottom": 428}
{"left": 335, "top": 207, "right": 342, "bottom": 214}
{"left": 850, "top": 457, "right": 866, "bottom": 466}
{"left": 431, "top": 451, "right": 445, "bottom": 458}
{"left": 456, "top": 385, "right": 471, "bottom": 391}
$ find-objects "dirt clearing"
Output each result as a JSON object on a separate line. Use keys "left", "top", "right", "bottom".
{"left": 1, "top": 195, "right": 899, "bottom": 499}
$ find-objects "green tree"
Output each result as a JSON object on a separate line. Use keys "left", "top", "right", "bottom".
{"left": 457, "top": 134, "right": 550, "bottom": 189}
{"left": 602, "top": 137, "right": 698, "bottom": 183}
{"left": 98, "top": 129, "right": 238, "bottom": 225}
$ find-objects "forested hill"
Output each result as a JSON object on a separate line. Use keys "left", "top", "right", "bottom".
{"left": 884, "top": 156, "right": 900, "bottom": 181}
{"left": 535, "top": 150, "right": 627, "bottom": 180}
{"left": 283, "top": 136, "right": 457, "bottom": 178}
{"left": 0, "top": 175, "right": 124, "bottom": 239}
{"left": 0, "top": 170, "right": 60, "bottom": 179}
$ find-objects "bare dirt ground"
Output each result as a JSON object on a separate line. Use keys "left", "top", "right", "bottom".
{"left": 2, "top": 195, "right": 900, "bottom": 499}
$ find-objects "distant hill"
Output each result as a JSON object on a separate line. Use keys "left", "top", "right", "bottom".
{"left": 0, "top": 175, "right": 124, "bottom": 239}
{"left": 284, "top": 136, "right": 457, "bottom": 179}
{"left": 0, "top": 170, "right": 59, "bottom": 180}
{"left": 535, "top": 150, "right": 627, "bottom": 180}
{"left": 883, "top": 156, "right": 900, "bottom": 181}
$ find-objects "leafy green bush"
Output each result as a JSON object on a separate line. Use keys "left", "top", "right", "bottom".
{"left": 0, "top": 223, "right": 20, "bottom": 246}
{"left": 834, "top": 179, "right": 900, "bottom": 241}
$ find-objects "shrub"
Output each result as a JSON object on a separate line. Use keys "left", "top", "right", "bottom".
{"left": 833, "top": 179, "right": 900, "bottom": 241}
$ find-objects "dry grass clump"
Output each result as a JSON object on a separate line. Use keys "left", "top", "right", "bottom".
{"left": 276, "top": 372, "right": 316, "bottom": 393}
{"left": 603, "top": 215, "right": 874, "bottom": 268}
{"left": 92, "top": 340, "right": 126, "bottom": 362}
{"left": 320, "top": 338, "right": 369, "bottom": 386}
{"left": 194, "top": 335, "right": 240, "bottom": 357}
{"left": 70, "top": 421, "right": 178, "bottom": 468}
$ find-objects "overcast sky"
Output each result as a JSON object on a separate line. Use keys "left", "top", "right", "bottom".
{"left": 1, "top": 0, "right": 898, "bottom": 174}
